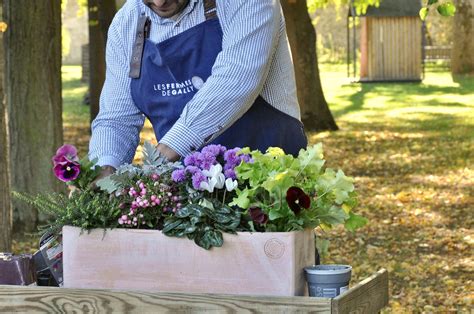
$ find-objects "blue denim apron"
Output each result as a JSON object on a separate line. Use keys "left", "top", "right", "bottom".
{"left": 130, "top": 1, "right": 307, "bottom": 156}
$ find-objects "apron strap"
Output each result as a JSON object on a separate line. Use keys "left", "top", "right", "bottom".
{"left": 129, "top": 14, "right": 151, "bottom": 79}
{"left": 204, "top": 0, "right": 217, "bottom": 20}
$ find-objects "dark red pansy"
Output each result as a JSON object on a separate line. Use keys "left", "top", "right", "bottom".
{"left": 286, "top": 187, "right": 311, "bottom": 215}
{"left": 249, "top": 207, "right": 268, "bottom": 225}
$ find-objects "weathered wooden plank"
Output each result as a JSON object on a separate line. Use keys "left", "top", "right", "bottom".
{"left": 0, "top": 285, "right": 331, "bottom": 313}
{"left": 331, "top": 269, "right": 389, "bottom": 314}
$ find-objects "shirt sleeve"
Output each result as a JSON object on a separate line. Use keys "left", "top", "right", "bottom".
{"left": 159, "top": 0, "right": 281, "bottom": 157}
{"left": 88, "top": 14, "right": 145, "bottom": 168}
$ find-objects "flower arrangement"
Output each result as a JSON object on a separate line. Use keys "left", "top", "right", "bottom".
{"left": 15, "top": 142, "right": 366, "bottom": 250}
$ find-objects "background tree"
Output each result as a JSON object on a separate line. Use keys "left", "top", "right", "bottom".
{"left": 451, "top": 0, "right": 474, "bottom": 75}
{"left": 282, "top": 0, "right": 338, "bottom": 131}
{"left": 87, "top": 0, "right": 116, "bottom": 124}
{"left": 281, "top": 0, "right": 378, "bottom": 131}
{"left": 3, "top": 0, "right": 63, "bottom": 233}
{"left": 0, "top": 1, "right": 11, "bottom": 251}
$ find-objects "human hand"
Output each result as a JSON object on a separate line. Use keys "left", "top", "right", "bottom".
{"left": 157, "top": 143, "right": 180, "bottom": 162}
{"left": 90, "top": 165, "right": 116, "bottom": 190}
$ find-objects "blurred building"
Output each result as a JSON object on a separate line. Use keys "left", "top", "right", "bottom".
{"left": 62, "top": 0, "right": 89, "bottom": 65}
{"left": 348, "top": 0, "right": 423, "bottom": 82}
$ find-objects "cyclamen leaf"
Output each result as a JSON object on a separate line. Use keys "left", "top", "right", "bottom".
{"left": 162, "top": 219, "right": 184, "bottom": 233}
{"left": 195, "top": 230, "right": 223, "bottom": 250}
{"left": 175, "top": 205, "right": 203, "bottom": 218}
{"left": 198, "top": 198, "right": 214, "bottom": 210}
{"left": 204, "top": 229, "right": 224, "bottom": 248}
{"left": 214, "top": 213, "right": 232, "bottom": 224}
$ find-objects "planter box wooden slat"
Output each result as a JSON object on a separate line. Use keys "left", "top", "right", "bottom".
{"left": 63, "top": 226, "right": 315, "bottom": 296}
{"left": 0, "top": 269, "right": 389, "bottom": 313}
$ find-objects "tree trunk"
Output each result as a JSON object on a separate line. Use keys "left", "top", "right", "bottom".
{"left": 4, "top": 0, "right": 63, "bottom": 233}
{"left": 451, "top": 0, "right": 474, "bottom": 75}
{"left": 281, "top": 0, "right": 338, "bottom": 131}
{"left": 0, "top": 1, "right": 12, "bottom": 252}
{"left": 88, "top": 0, "right": 116, "bottom": 125}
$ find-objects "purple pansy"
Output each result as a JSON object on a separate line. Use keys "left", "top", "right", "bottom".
{"left": 53, "top": 161, "right": 80, "bottom": 182}
{"left": 286, "top": 187, "right": 311, "bottom": 215}
{"left": 52, "top": 144, "right": 79, "bottom": 165}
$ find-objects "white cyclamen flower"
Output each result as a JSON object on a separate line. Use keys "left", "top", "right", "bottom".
{"left": 202, "top": 164, "right": 222, "bottom": 178}
{"left": 202, "top": 164, "right": 225, "bottom": 190}
{"left": 225, "top": 178, "right": 238, "bottom": 192}
{"left": 200, "top": 177, "right": 217, "bottom": 193}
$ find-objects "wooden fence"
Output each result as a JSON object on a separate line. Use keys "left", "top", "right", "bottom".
{"left": 423, "top": 45, "right": 451, "bottom": 63}
{"left": 0, "top": 269, "right": 388, "bottom": 313}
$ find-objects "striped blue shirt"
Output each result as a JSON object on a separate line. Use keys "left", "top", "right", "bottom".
{"left": 89, "top": 0, "right": 300, "bottom": 168}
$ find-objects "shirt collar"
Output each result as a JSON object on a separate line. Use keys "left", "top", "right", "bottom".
{"left": 142, "top": 0, "right": 199, "bottom": 25}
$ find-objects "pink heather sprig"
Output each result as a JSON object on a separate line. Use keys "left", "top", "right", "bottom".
{"left": 118, "top": 173, "right": 183, "bottom": 228}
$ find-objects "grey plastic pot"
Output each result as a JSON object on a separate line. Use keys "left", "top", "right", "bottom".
{"left": 304, "top": 264, "right": 352, "bottom": 298}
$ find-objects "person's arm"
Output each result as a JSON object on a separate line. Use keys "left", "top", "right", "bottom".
{"left": 159, "top": 0, "right": 281, "bottom": 157}
{"left": 89, "top": 12, "right": 145, "bottom": 168}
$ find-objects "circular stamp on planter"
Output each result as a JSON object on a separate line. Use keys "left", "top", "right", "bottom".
{"left": 264, "top": 238, "right": 286, "bottom": 259}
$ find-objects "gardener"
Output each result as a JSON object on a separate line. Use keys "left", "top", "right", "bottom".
{"left": 89, "top": 0, "right": 307, "bottom": 177}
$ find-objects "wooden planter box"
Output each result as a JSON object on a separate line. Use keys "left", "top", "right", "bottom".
{"left": 63, "top": 226, "right": 315, "bottom": 296}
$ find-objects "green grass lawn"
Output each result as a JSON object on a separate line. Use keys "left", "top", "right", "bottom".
{"left": 315, "top": 63, "right": 473, "bottom": 312}
{"left": 51, "top": 64, "right": 474, "bottom": 311}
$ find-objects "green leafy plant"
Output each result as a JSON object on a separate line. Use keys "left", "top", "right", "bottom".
{"left": 231, "top": 144, "right": 367, "bottom": 232}
{"left": 13, "top": 190, "right": 122, "bottom": 236}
